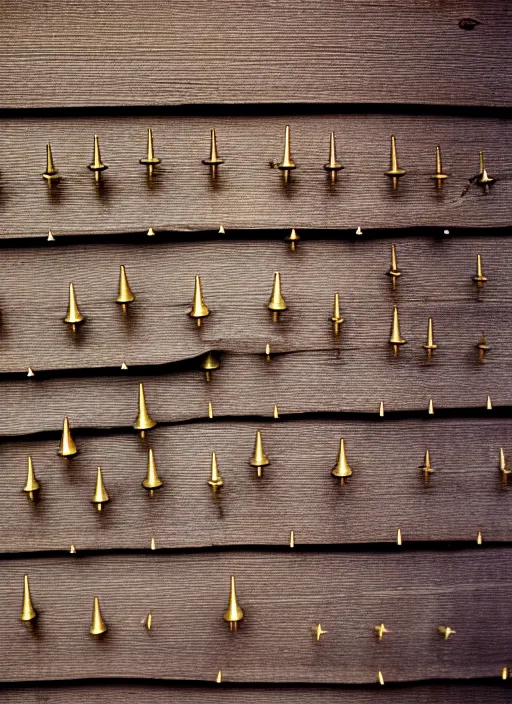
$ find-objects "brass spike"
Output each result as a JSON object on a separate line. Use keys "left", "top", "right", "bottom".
{"left": 285, "top": 228, "right": 300, "bottom": 252}
{"left": 476, "top": 531, "right": 483, "bottom": 545}
{"left": 58, "top": 416, "right": 78, "bottom": 457}
{"left": 64, "top": 282, "right": 85, "bottom": 331}
{"left": 473, "top": 254, "right": 487, "bottom": 285}
{"left": 486, "top": 395, "right": 493, "bottom": 410}
{"left": 23, "top": 456, "right": 40, "bottom": 500}
{"left": 142, "top": 448, "right": 164, "bottom": 495}
{"left": 42, "top": 143, "right": 61, "bottom": 183}
{"left": 378, "top": 671, "right": 385, "bottom": 686}
{"left": 423, "top": 317, "right": 438, "bottom": 359}
{"left": 501, "top": 666, "right": 509, "bottom": 680}
{"left": 324, "top": 131, "right": 343, "bottom": 172}
{"left": 267, "top": 271, "right": 287, "bottom": 322}
{"left": 273, "top": 404, "right": 280, "bottom": 419}
{"left": 499, "top": 447, "right": 511, "bottom": 485}
{"left": 91, "top": 467, "right": 110, "bottom": 512}
{"left": 396, "top": 528, "right": 402, "bottom": 546}
{"left": 428, "top": 398, "right": 434, "bottom": 415}
{"left": 331, "top": 292, "right": 343, "bottom": 336}
{"left": 218, "top": 225, "right": 225, "bottom": 234}
{"left": 389, "top": 305, "right": 406, "bottom": 356}
{"left": 289, "top": 530, "right": 295, "bottom": 548}
{"left": 477, "top": 151, "right": 495, "bottom": 185}
{"left": 150, "top": 536, "right": 157, "bottom": 551}
{"left": 27, "top": 367, "right": 35, "bottom": 377}
{"left": 421, "top": 449, "right": 434, "bottom": 486}
{"left": 20, "top": 575, "right": 37, "bottom": 622}
{"left": 144, "top": 612, "right": 153, "bottom": 631}
{"left": 133, "top": 382, "right": 157, "bottom": 437}
{"left": 355, "top": 226, "right": 363, "bottom": 236}
{"left": 223, "top": 575, "right": 244, "bottom": 631}
{"left": 208, "top": 400, "right": 214, "bottom": 419}
{"left": 385, "top": 135, "right": 406, "bottom": 178}
{"left": 188, "top": 275, "right": 210, "bottom": 326}
{"left": 47, "top": 230, "right": 55, "bottom": 242}
{"left": 208, "top": 451, "right": 224, "bottom": 491}
{"left": 331, "top": 438, "right": 353, "bottom": 485}
{"left": 139, "top": 128, "right": 161, "bottom": 177}
{"left": 379, "top": 401, "right": 385, "bottom": 417}
{"left": 265, "top": 343, "right": 272, "bottom": 363}
{"left": 121, "top": 361, "right": 128, "bottom": 371}
{"left": 277, "top": 125, "right": 296, "bottom": 170}
{"left": 312, "top": 623, "right": 327, "bottom": 641}
{"left": 387, "top": 244, "right": 401, "bottom": 287}
{"left": 146, "top": 227, "right": 156, "bottom": 237}
{"left": 375, "top": 623, "right": 389, "bottom": 640}
{"left": 202, "top": 128, "right": 224, "bottom": 166}
{"left": 477, "top": 332, "right": 490, "bottom": 362}
{"left": 201, "top": 352, "right": 220, "bottom": 382}
{"left": 88, "top": 135, "right": 108, "bottom": 182}
{"left": 70, "top": 544, "right": 77, "bottom": 554}
{"left": 249, "top": 430, "right": 270, "bottom": 477}
{"left": 90, "top": 596, "right": 107, "bottom": 635}
{"left": 437, "top": 625, "right": 455, "bottom": 640}
{"left": 431, "top": 145, "right": 448, "bottom": 183}
{"left": 216, "top": 670, "right": 223, "bottom": 684}
{"left": 116, "top": 265, "right": 135, "bottom": 306}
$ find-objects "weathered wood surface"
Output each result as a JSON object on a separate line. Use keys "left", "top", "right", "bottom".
{"left": 0, "top": 114, "right": 510, "bottom": 237}
{"left": 1, "top": 418, "right": 512, "bottom": 552}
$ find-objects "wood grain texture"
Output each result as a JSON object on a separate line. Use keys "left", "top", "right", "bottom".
{"left": 0, "top": 113, "right": 510, "bottom": 237}
{"left": 1, "top": 0, "right": 511, "bottom": 108}
{"left": 1, "top": 418, "right": 512, "bottom": 552}
{"left": 1, "top": 550, "right": 511, "bottom": 683}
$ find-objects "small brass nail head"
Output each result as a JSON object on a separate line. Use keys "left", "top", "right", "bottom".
{"left": 249, "top": 430, "right": 270, "bottom": 477}
{"left": 378, "top": 671, "right": 385, "bottom": 686}
{"left": 91, "top": 467, "right": 110, "bottom": 512}
{"left": 389, "top": 305, "right": 406, "bottom": 355}
{"left": 23, "top": 456, "right": 40, "bottom": 500}
{"left": 397, "top": 528, "right": 402, "bottom": 546}
{"left": 142, "top": 448, "right": 164, "bottom": 494}
{"left": 216, "top": 670, "right": 223, "bottom": 684}
{"left": 431, "top": 145, "right": 448, "bottom": 181}
{"left": 487, "top": 395, "right": 493, "bottom": 410}
{"left": 428, "top": 398, "right": 434, "bottom": 415}
{"left": 273, "top": 404, "right": 280, "bottom": 419}
{"left": 379, "top": 401, "right": 385, "bottom": 417}
{"left": 208, "top": 451, "right": 224, "bottom": 491}
{"left": 324, "top": 131, "right": 343, "bottom": 171}
{"left": 473, "top": 254, "right": 487, "bottom": 284}
{"left": 387, "top": 244, "right": 401, "bottom": 285}
{"left": 90, "top": 596, "right": 107, "bottom": 635}
{"left": 286, "top": 228, "right": 300, "bottom": 251}
{"left": 438, "top": 625, "right": 455, "bottom": 640}
{"left": 289, "top": 530, "right": 295, "bottom": 548}
{"left": 268, "top": 271, "right": 287, "bottom": 322}
{"left": 64, "top": 282, "right": 85, "bottom": 330}
{"left": 201, "top": 352, "right": 220, "bottom": 382}
{"left": 88, "top": 135, "right": 108, "bottom": 181}
{"left": 331, "top": 438, "right": 353, "bottom": 485}
{"left": 139, "top": 128, "right": 161, "bottom": 170}
{"left": 312, "top": 623, "right": 326, "bottom": 641}
{"left": 208, "top": 400, "right": 214, "bottom": 419}
{"left": 145, "top": 612, "right": 153, "bottom": 631}
{"left": 223, "top": 575, "right": 244, "bottom": 631}
{"left": 385, "top": 135, "right": 406, "bottom": 177}
{"left": 375, "top": 623, "right": 389, "bottom": 640}
{"left": 58, "top": 416, "right": 78, "bottom": 457}
{"left": 202, "top": 128, "right": 224, "bottom": 165}
{"left": 477, "top": 151, "right": 495, "bottom": 185}
{"left": 47, "top": 230, "right": 55, "bottom": 242}
{"left": 133, "top": 382, "right": 157, "bottom": 436}
{"left": 117, "top": 265, "right": 135, "bottom": 305}
{"left": 27, "top": 367, "right": 35, "bottom": 377}
{"left": 476, "top": 531, "right": 483, "bottom": 545}
{"left": 42, "top": 143, "right": 61, "bottom": 183}
{"left": 188, "top": 275, "right": 210, "bottom": 326}
{"left": 277, "top": 125, "right": 296, "bottom": 170}
{"left": 150, "top": 536, "right": 157, "bottom": 551}
{"left": 423, "top": 317, "right": 438, "bottom": 357}
{"left": 21, "top": 575, "right": 37, "bottom": 622}
{"left": 331, "top": 292, "right": 343, "bottom": 336}
{"left": 477, "top": 333, "right": 490, "bottom": 361}
{"left": 146, "top": 227, "right": 156, "bottom": 237}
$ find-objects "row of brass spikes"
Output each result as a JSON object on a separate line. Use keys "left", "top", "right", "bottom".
{"left": 312, "top": 622, "right": 454, "bottom": 643}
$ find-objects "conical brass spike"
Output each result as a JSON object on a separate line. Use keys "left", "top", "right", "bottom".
{"left": 42, "top": 143, "right": 61, "bottom": 183}
{"left": 145, "top": 612, "right": 153, "bottom": 631}
{"left": 387, "top": 244, "right": 401, "bottom": 287}
{"left": 331, "top": 292, "right": 343, "bottom": 336}
{"left": 374, "top": 623, "right": 389, "bottom": 640}
{"left": 121, "top": 361, "right": 128, "bottom": 371}
{"left": 133, "top": 382, "right": 157, "bottom": 435}
{"left": 88, "top": 135, "right": 108, "bottom": 182}
{"left": 331, "top": 438, "right": 353, "bottom": 484}
{"left": 473, "top": 254, "right": 487, "bottom": 285}
{"left": 499, "top": 447, "right": 511, "bottom": 485}
{"left": 146, "top": 227, "right": 156, "bottom": 237}
{"left": 477, "top": 332, "right": 490, "bottom": 362}
{"left": 58, "top": 416, "right": 78, "bottom": 457}
{"left": 421, "top": 449, "right": 434, "bottom": 486}
{"left": 23, "top": 456, "right": 40, "bottom": 500}
{"left": 90, "top": 596, "right": 107, "bottom": 635}
{"left": 477, "top": 151, "right": 495, "bottom": 185}
{"left": 273, "top": 404, "right": 279, "bottom": 419}
{"left": 188, "top": 275, "right": 210, "bottom": 326}
{"left": 385, "top": 135, "right": 406, "bottom": 177}
{"left": 312, "top": 623, "right": 326, "bottom": 641}
{"left": 208, "top": 451, "right": 224, "bottom": 491}
{"left": 47, "top": 230, "right": 55, "bottom": 242}
{"left": 324, "top": 131, "right": 343, "bottom": 172}
{"left": 389, "top": 306, "right": 406, "bottom": 355}
{"left": 216, "top": 670, "right": 222, "bottom": 684}
{"left": 265, "top": 343, "right": 272, "bottom": 363}
{"left": 501, "top": 666, "right": 509, "bottom": 680}
{"left": 70, "top": 544, "right": 77, "bottom": 554}
{"left": 27, "top": 367, "right": 35, "bottom": 377}
{"left": 277, "top": 125, "right": 296, "bottom": 170}
{"left": 208, "top": 400, "right": 214, "bottom": 419}
{"left": 379, "top": 401, "right": 385, "bottom": 417}
{"left": 289, "top": 530, "right": 295, "bottom": 548}
{"left": 378, "top": 671, "right": 385, "bottom": 686}
{"left": 91, "top": 467, "right": 110, "bottom": 511}
{"left": 116, "top": 265, "right": 135, "bottom": 305}
{"left": 431, "top": 145, "right": 448, "bottom": 182}
{"left": 487, "top": 395, "right": 493, "bottom": 410}
{"left": 437, "top": 625, "right": 455, "bottom": 640}
{"left": 142, "top": 448, "right": 164, "bottom": 493}
{"left": 64, "top": 282, "right": 85, "bottom": 330}
{"left": 476, "top": 531, "right": 483, "bottom": 545}
{"left": 150, "top": 536, "right": 157, "bottom": 551}
{"left": 267, "top": 271, "right": 287, "bottom": 322}
{"left": 223, "top": 575, "right": 244, "bottom": 630}
{"left": 249, "top": 430, "right": 270, "bottom": 477}
{"left": 218, "top": 225, "right": 225, "bottom": 234}
{"left": 396, "top": 528, "right": 402, "bottom": 546}
{"left": 285, "top": 228, "right": 300, "bottom": 252}
{"left": 139, "top": 128, "right": 161, "bottom": 171}
{"left": 423, "top": 317, "right": 438, "bottom": 359}
{"left": 428, "top": 398, "right": 434, "bottom": 415}
{"left": 355, "top": 226, "right": 363, "bottom": 236}
{"left": 201, "top": 352, "right": 220, "bottom": 382}
{"left": 202, "top": 128, "right": 224, "bottom": 165}
{"left": 21, "top": 575, "right": 37, "bottom": 622}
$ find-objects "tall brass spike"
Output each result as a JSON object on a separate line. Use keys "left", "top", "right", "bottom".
{"left": 331, "top": 292, "right": 343, "bottom": 336}
{"left": 133, "top": 382, "right": 157, "bottom": 437}
{"left": 277, "top": 125, "right": 296, "bottom": 170}
{"left": 486, "top": 395, "right": 493, "bottom": 410}
{"left": 387, "top": 244, "right": 401, "bottom": 287}
{"left": 42, "top": 143, "right": 61, "bottom": 183}
{"left": 473, "top": 254, "right": 487, "bottom": 285}
{"left": 378, "top": 671, "right": 385, "bottom": 686}
{"left": 273, "top": 404, "right": 280, "bottom": 419}
{"left": 23, "top": 456, "right": 40, "bottom": 500}
{"left": 499, "top": 447, "right": 511, "bottom": 485}
{"left": 58, "top": 416, "right": 78, "bottom": 457}
{"left": 289, "top": 530, "right": 295, "bottom": 548}
{"left": 116, "top": 265, "right": 135, "bottom": 307}
{"left": 144, "top": 612, "right": 153, "bottom": 631}
{"left": 223, "top": 575, "right": 244, "bottom": 631}
{"left": 389, "top": 305, "right": 406, "bottom": 356}
{"left": 375, "top": 623, "right": 389, "bottom": 640}
{"left": 476, "top": 531, "right": 483, "bottom": 545}
{"left": 90, "top": 596, "right": 107, "bottom": 635}
{"left": 249, "top": 430, "right": 270, "bottom": 477}
{"left": 423, "top": 317, "right": 438, "bottom": 359}
{"left": 312, "top": 623, "right": 327, "bottom": 641}
{"left": 216, "top": 670, "right": 223, "bottom": 684}
{"left": 428, "top": 398, "right": 434, "bottom": 415}
{"left": 208, "top": 400, "right": 214, "bottom": 419}
{"left": 421, "top": 449, "right": 434, "bottom": 486}
{"left": 285, "top": 228, "right": 300, "bottom": 251}
{"left": 431, "top": 145, "right": 448, "bottom": 183}
{"left": 379, "top": 401, "right": 385, "bottom": 417}
{"left": 21, "top": 575, "right": 37, "bottom": 622}
{"left": 208, "top": 451, "right": 224, "bottom": 492}
{"left": 265, "top": 343, "right": 272, "bottom": 363}
{"left": 385, "top": 135, "right": 406, "bottom": 178}
{"left": 202, "top": 128, "right": 224, "bottom": 166}
{"left": 150, "top": 536, "right": 157, "bottom": 551}
{"left": 331, "top": 438, "right": 353, "bottom": 485}
{"left": 64, "top": 282, "right": 85, "bottom": 331}
{"left": 88, "top": 135, "right": 108, "bottom": 182}
{"left": 139, "top": 128, "right": 161, "bottom": 177}
{"left": 477, "top": 332, "right": 490, "bottom": 362}
{"left": 188, "top": 275, "right": 210, "bottom": 326}
{"left": 201, "top": 352, "right": 220, "bottom": 382}
{"left": 396, "top": 528, "right": 402, "bottom": 546}
{"left": 324, "top": 131, "right": 343, "bottom": 172}
{"left": 267, "top": 271, "right": 287, "bottom": 322}
{"left": 91, "top": 467, "right": 110, "bottom": 512}
{"left": 142, "top": 448, "right": 164, "bottom": 495}
{"left": 477, "top": 151, "right": 495, "bottom": 185}
{"left": 437, "top": 625, "right": 455, "bottom": 640}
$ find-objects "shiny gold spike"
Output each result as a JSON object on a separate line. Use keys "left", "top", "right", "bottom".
{"left": 142, "top": 448, "right": 164, "bottom": 495}
{"left": 144, "top": 612, "right": 153, "bottom": 631}
{"left": 146, "top": 227, "right": 156, "bottom": 237}
{"left": 121, "top": 361, "right": 128, "bottom": 371}
{"left": 387, "top": 244, "right": 401, "bottom": 287}
{"left": 324, "top": 131, "right": 343, "bottom": 172}
{"left": 473, "top": 254, "right": 487, "bottom": 285}
{"left": 265, "top": 343, "right": 272, "bottom": 363}
{"left": 116, "top": 265, "right": 135, "bottom": 306}
{"left": 312, "top": 623, "right": 326, "bottom": 641}
{"left": 208, "top": 451, "right": 223, "bottom": 492}
{"left": 208, "top": 400, "right": 214, "bottom": 419}
{"left": 216, "top": 670, "right": 223, "bottom": 684}
{"left": 379, "top": 401, "right": 385, "bottom": 417}
{"left": 476, "top": 531, "right": 483, "bottom": 545}
{"left": 58, "top": 416, "right": 78, "bottom": 457}
{"left": 133, "top": 382, "right": 157, "bottom": 437}
{"left": 150, "top": 536, "right": 157, "bottom": 551}
{"left": 428, "top": 398, "right": 434, "bottom": 415}
{"left": 64, "top": 282, "right": 85, "bottom": 331}
{"left": 201, "top": 352, "right": 220, "bottom": 382}
{"left": 389, "top": 305, "right": 406, "bottom": 356}
{"left": 396, "top": 528, "right": 402, "bottom": 546}
{"left": 421, "top": 449, "right": 434, "bottom": 486}
{"left": 218, "top": 225, "right": 225, "bottom": 234}
{"left": 277, "top": 125, "right": 296, "bottom": 170}
{"left": 285, "top": 228, "right": 300, "bottom": 251}
{"left": 249, "top": 430, "right": 270, "bottom": 477}
{"left": 385, "top": 135, "right": 406, "bottom": 178}
{"left": 486, "top": 395, "right": 493, "bottom": 410}
{"left": 378, "top": 671, "right": 385, "bottom": 686}
{"left": 423, "top": 317, "right": 438, "bottom": 359}
{"left": 42, "top": 143, "right": 61, "bottom": 183}
{"left": 27, "top": 367, "right": 35, "bottom": 377}
{"left": 23, "top": 456, "right": 40, "bottom": 500}
{"left": 273, "top": 404, "right": 279, "bottom": 419}
{"left": 331, "top": 438, "right": 353, "bottom": 485}
{"left": 374, "top": 623, "right": 389, "bottom": 640}
{"left": 47, "top": 230, "right": 55, "bottom": 242}
{"left": 70, "top": 544, "right": 77, "bottom": 554}
{"left": 91, "top": 467, "right": 110, "bottom": 512}
{"left": 20, "top": 575, "right": 37, "bottom": 622}
{"left": 267, "top": 271, "right": 287, "bottom": 322}
{"left": 90, "top": 596, "right": 107, "bottom": 635}
{"left": 139, "top": 128, "right": 161, "bottom": 177}
{"left": 188, "top": 275, "right": 210, "bottom": 326}
{"left": 501, "top": 666, "right": 509, "bottom": 680}
{"left": 499, "top": 447, "right": 511, "bottom": 485}
{"left": 202, "top": 128, "right": 224, "bottom": 166}
{"left": 223, "top": 575, "right": 244, "bottom": 631}
{"left": 355, "top": 226, "right": 363, "bottom": 236}
{"left": 88, "top": 135, "right": 108, "bottom": 182}
{"left": 331, "top": 292, "right": 343, "bottom": 336}
{"left": 437, "top": 625, "right": 455, "bottom": 640}
{"left": 477, "top": 332, "right": 490, "bottom": 362}
{"left": 477, "top": 151, "right": 495, "bottom": 185}
{"left": 289, "top": 530, "right": 295, "bottom": 548}
{"left": 431, "top": 145, "right": 448, "bottom": 183}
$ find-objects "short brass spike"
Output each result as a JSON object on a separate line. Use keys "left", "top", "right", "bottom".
{"left": 201, "top": 352, "right": 220, "bottom": 382}
{"left": 223, "top": 575, "right": 244, "bottom": 630}
{"left": 218, "top": 225, "right": 225, "bottom": 234}
{"left": 355, "top": 226, "right": 363, "bottom": 236}
{"left": 477, "top": 151, "right": 495, "bottom": 185}
{"left": 142, "top": 448, "right": 164, "bottom": 494}
{"left": 277, "top": 125, "right": 296, "bottom": 170}
{"left": 139, "top": 128, "right": 161, "bottom": 178}
{"left": 21, "top": 575, "right": 37, "bottom": 622}
{"left": 208, "top": 400, "right": 214, "bottom": 419}
{"left": 285, "top": 228, "right": 300, "bottom": 251}
{"left": 385, "top": 135, "right": 406, "bottom": 178}
{"left": 273, "top": 404, "right": 279, "bottom": 419}
{"left": 265, "top": 343, "right": 272, "bottom": 363}
{"left": 476, "top": 531, "right": 483, "bottom": 545}
{"left": 23, "top": 456, "right": 40, "bottom": 500}
{"left": 121, "top": 361, "right": 128, "bottom": 371}
{"left": 70, "top": 544, "right": 77, "bottom": 554}
{"left": 27, "top": 367, "right": 35, "bottom": 377}
{"left": 331, "top": 438, "right": 353, "bottom": 485}
{"left": 396, "top": 528, "right": 402, "bottom": 546}
{"left": 133, "top": 382, "right": 157, "bottom": 437}
{"left": 501, "top": 666, "right": 509, "bottom": 680}
{"left": 423, "top": 317, "right": 438, "bottom": 359}
{"left": 88, "top": 135, "right": 108, "bottom": 182}
{"left": 58, "top": 416, "right": 78, "bottom": 457}
{"left": 202, "top": 128, "right": 224, "bottom": 166}
{"left": 421, "top": 449, "right": 434, "bottom": 486}
{"left": 42, "top": 143, "right": 61, "bottom": 183}
{"left": 146, "top": 227, "right": 156, "bottom": 237}
{"left": 431, "top": 145, "right": 448, "bottom": 183}
{"left": 150, "top": 536, "right": 157, "bottom": 551}
{"left": 428, "top": 398, "right": 434, "bottom": 415}
{"left": 486, "top": 395, "right": 493, "bottom": 410}
{"left": 188, "top": 275, "right": 210, "bottom": 326}
{"left": 289, "top": 530, "right": 295, "bottom": 548}
{"left": 375, "top": 623, "right": 389, "bottom": 640}
{"left": 437, "top": 625, "right": 455, "bottom": 640}
{"left": 312, "top": 623, "right": 327, "bottom": 641}
{"left": 90, "top": 596, "right": 107, "bottom": 635}
{"left": 473, "top": 254, "right": 487, "bottom": 285}
{"left": 208, "top": 451, "right": 224, "bottom": 491}
{"left": 378, "top": 671, "right": 385, "bottom": 686}
{"left": 249, "top": 430, "right": 270, "bottom": 477}
{"left": 331, "top": 292, "right": 343, "bottom": 336}
{"left": 216, "top": 670, "right": 223, "bottom": 684}
{"left": 64, "top": 282, "right": 85, "bottom": 331}
{"left": 389, "top": 305, "right": 406, "bottom": 356}
{"left": 499, "top": 447, "right": 511, "bottom": 485}
{"left": 267, "top": 271, "right": 287, "bottom": 322}
{"left": 91, "top": 467, "right": 110, "bottom": 512}
{"left": 387, "top": 244, "right": 401, "bottom": 287}
{"left": 47, "top": 230, "right": 55, "bottom": 242}
{"left": 324, "top": 131, "right": 343, "bottom": 172}
{"left": 477, "top": 332, "right": 490, "bottom": 362}
{"left": 144, "top": 612, "right": 153, "bottom": 631}
{"left": 379, "top": 401, "right": 385, "bottom": 417}
{"left": 117, "top": 265, "right": 135, "bottom": 306}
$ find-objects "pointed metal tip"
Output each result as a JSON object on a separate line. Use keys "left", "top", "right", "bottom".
{"left": 277, "top": 124, "right": 296, "bottom": 170}
{"left": 378, "top": 671, "right": 385, "bottom": 686}
{"left": 202, "top": 128, "right": 224, "bottom": 165}
{"left": 47, "top": 230, "right": 55, "bottom": 242}
{"left": 216, "top": 670, "right": 223, "bottom": 684}
{"left": 218, "top": 225, "right": 225, "bottom": 234}
{"left": 27, "top": 367, "right": 35, "bottom": 377}
{"left": 146, "top": 227, "right": 156, "bottom": 237}
{"left": 70, "top": 544, "right": 77, "bottom": 554}
{"left": 121, "top": 361, "right": 128, "bottom": 370}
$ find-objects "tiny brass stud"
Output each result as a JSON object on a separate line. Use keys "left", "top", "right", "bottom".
{"left": 438, "top": 625, "right": 455, "bottom": 640}
{"left": 324, "top": 132, "right": 343, "bottom": 172}
{"left": 144, "top": 612, "right": 153, "bottom": 631}
{"left": 139, "top": 128, "right": 161, "bottom": 177}
{"left": 501, "top": 666, "right": 509, "bottom": 680}
{"left": 223, "top": 575, "right": 244, "bottom": 631}
{"left": 423, "top": 317, "right": 438, "bottom": 359}
{"left": 216, "top": 670, "right": 223, "bottom": 684}
{"left": 476, "top": 531, "right": 483, "bottom": 545}
{"left": 268, "top": 271, "right": 287, "bottom": 322}
{"left": 249, "top": 430, "right": 270, "bottom": 477}
{"left": 277, "top": 125, "right": 296, "bottom": 170}
{"left": 142, "top": 448, "right": 164, "bottom": 495}
{"left": 385, "top": 135, "right": 406, "bottom": 178}
{"left": 389, "top": 305, "right": 406, "bottom": 356}
{"left": 421, "top": 449, "right": 435, "bottom": 486}
{"left": 499, "top": 447, "right": 511, "bottom": 486}
{"left": 70, "top": 544, "right": 77, "bottom": 554}
{"left": 208, "top": 451, "right": 224, "bottom": 492}
{"left": 121, "top": 361, "right": 128, "bottom": 371}
{"left": 428, "top": 398, "right": 434, "bottom": 415}
{"left": 91, "top": 467, "right": 110, "bottom": 512}
{"left": 146, "top": 227, "right": 156, "bottom": 237}
{"left": 47, "top": 230, "right": 55, "bottom": 242}
{"left": 188, "top": 275, "right": 210, "bottom": 326}
{"left": 208, "top": 400, "right": 214, "bottom": 419}
{"left": 379, "top": 401, "right": 385, "bottom": 417}
{"left": 431, "top": 145, "right": 448, "bottom": 183}
{"left": 473, "top": 254, "right": 487, "bottom": 285}
{"left": 486, "top": 395, "right": 493, "bottom": 410}
{"left": 286, "top": 228, "right": 300, "bottom": 251}
{"left": 23, "top": 456, "right": 40, "bottom": 500}
{"left": 331, "top": 438, "right": 353, "bottom": 485}
{"left": 58, "top": 416, "right": 78, "bottom": 457}
{"left": 42, "top": 143, "right": 61, "bottom": 183}
{"left": 265, "top": 343, "right": 272, "bottom": 363}
{"left": 117, "top": 265, "right": 135, "bottom": 306}
{"left": 312, "top": 624, "right": 326, "bottom": 641}
{"left": 90, "top": 596, "right": 107, "bottom": 636}
{"left": 133, "top": 382, "right": 157, "bottom": 437}
{"left": 477, "top": 151, "right": 495, "bottom": 185}
{"left": 218, "top": 225, "right": 225, "bottom": 234}
{"left": 64, "top": 282, "right": 85, "bottom": 331}
{"left": 21, "top": 575, "right": 37, "bottom": 622}
{"left": 27, "top": 367, "right": 35, "bottom": 377}
{"left": 477, "top": 333, "right": 490, "bottom": 362}
{"left": 378, "top": 671, "right": 385, "bottom": 686}
{"left": 150, "top": 536, "right": 157, "bottom": 551}
{"left": 396, "top": 528, "right": 402, "bottom": 546}
{"left": 355, "top": 226, "right": 363, "bottom": 236}
{"left": 375, "top": 623, "right": 389, "bottom": 640}
{"left": 202, "top": 128, "right": 224, "bottom": 166}
{"left": 289, "top": 530, "right": 295, "bottom": 548}
{"left": 387, "top": 244, "right": 401, "bottom": 287}
{"left": 88, "top": 135, "right": 108, "bottom": 183}
{"left": 331, "top": 293, "right": 344, "bottom": 336}
{"left": 273, "top": 404, "right": 280, "bottom": 419}
{"left": 201, "top": 352, "right": 220, "bottom": 382}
